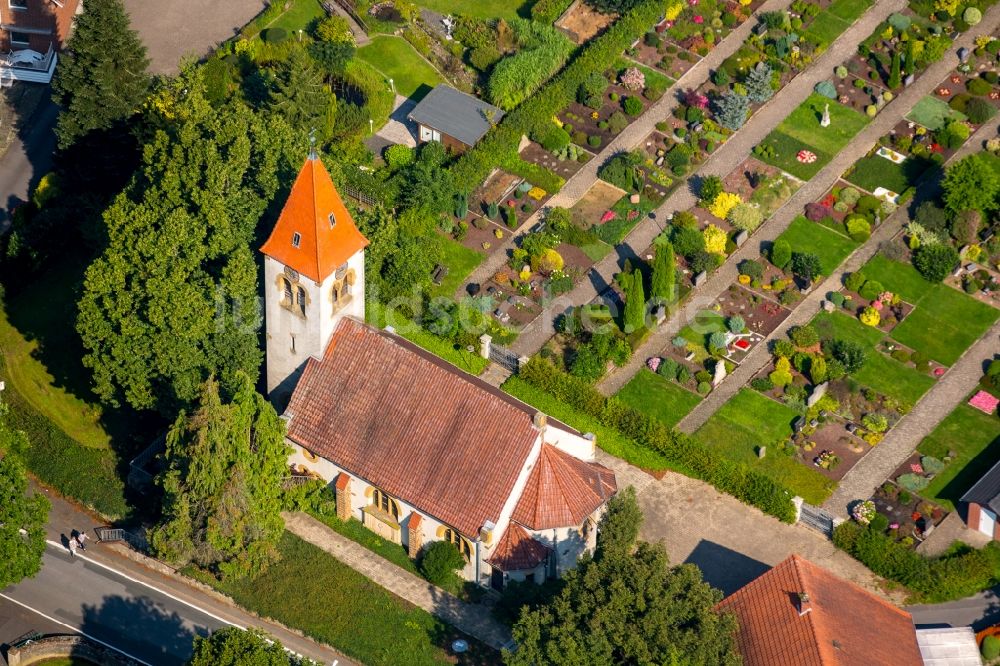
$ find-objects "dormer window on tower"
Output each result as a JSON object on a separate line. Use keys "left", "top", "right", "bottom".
{"left": 328, "top": 212, "right": 336, "bottom": 228}
{"left": 292, "top": 232, "right": 302, "bottom": 248}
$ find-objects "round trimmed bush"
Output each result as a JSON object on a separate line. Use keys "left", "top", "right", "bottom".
{"left": 541, "top": 126, "right": 571, "bottom": 153}
{"left": 968, "top": 77, "right": 992, "bottom": 96}
{"left": 420, "top": 540, "right": 465, "bottom": 586}
{"left": 964, "top": 6, "right": 982, "bottom": 25}
{"left": 983, "top": 635, "right": 1000, "bottom": 660}
{"left": 623, "top": 96, "right": 643, "bottom": 116}
{"left": 383, "top": 144, "right": 414, "bottom": 170}
{"left": 588, "top": 135, "right": 602, "bottom": 148}
{"left": 858, "top": 279, "right": 884, "bottom": 300}
{"left": 949, "top": 93, "right": 972, "bottom": 112}
{"left": 846, "top": 215, "right": 872, "bottom": 242}
{"left": 697, "top": 381, "right": 711, "bottom": 395}
{"left": 966, "top": 97, "right": 994, "bottom": 124}
{"left": 838, "top": 186, "right": 861, "bottom": 206}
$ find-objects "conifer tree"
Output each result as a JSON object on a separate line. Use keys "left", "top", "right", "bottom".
{"left": 151, "top": 374, "right": 289, "bottom": 580}
{"left": 888, "top": 50, "right": 902, "bottom": 90}
{"left": 51, "top": 0, "right": 150, "bottom": 148}
{"left": 623, "top": 269, "right": 646, "bottom": 333}
{"left": 650, "top": 239, "right": 675, "bottom": 304}
{"left": 744, "top": 63, "right": 774, "bottom": 104}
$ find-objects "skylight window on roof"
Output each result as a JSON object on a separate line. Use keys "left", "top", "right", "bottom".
{"left": 292, "top": 232, "right": 302, "bottom": 248}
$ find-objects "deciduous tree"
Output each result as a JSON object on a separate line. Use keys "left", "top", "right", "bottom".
{"left": 77, "top": 67, "right": 298, "bottom": 414}
{"left": 943, "top": 154, "right": 1000, "bottom": 215}
{"left": 188, "top": 627, "right": 317, "bottom": 665}
{"left": 51, "top": 0, "right": 150, "bottom": 148}
{"left": 151, "top": 374, "right": 289, "bottom": 580}
{"left": 914, "top": 243, "right": 959, "bottom": 282}
{"left": 504, "top": 489, "right": 740, "bottom": 666}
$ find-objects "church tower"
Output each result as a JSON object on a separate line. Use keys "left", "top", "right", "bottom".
{"left": 260, "top": 152, "right": 369, "bottom": 407}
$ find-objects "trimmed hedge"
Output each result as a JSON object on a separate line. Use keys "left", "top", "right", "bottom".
{"left": 516, "top": 358, "right": 797, "bottom": 523}
{"left": 452, "top": 0, "right": 665, "bottom": 193}
{"left": 833, "top": 521, "right": 1000, "bottom": 603}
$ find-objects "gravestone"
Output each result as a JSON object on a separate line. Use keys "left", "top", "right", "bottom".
{"left": 822, "top": 300, "right": 835, "bottom": 312}
{"left": 904, "top": 73, "right": 915, "bottom": 87}
{"left": 713, "top": 359, "right": 727, "bottom": 386}
{"left": 694, "top": 271, "right": 708, "bottom": 286}
{"left": 807, "top": 382, "right": 828, "bottom": 408}
{"left": 734, "top": 230, "right": 749, "bottom": 247}
{"left": 958, "top": 47, "right": 970, "bottom": 64}
{"left": 654, "top": 304, "right": 667, "bottom": 325}
{"left": 630, "top": 193, "right": 641, "bottom": 204}
{"left": 757, "top": 446, "right": 766, "bottom": 458}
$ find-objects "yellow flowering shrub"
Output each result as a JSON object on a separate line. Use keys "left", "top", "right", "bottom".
{"left": 665, "top": 0, "right": 684, "bottom": 21}
{"left": 494, "top": 229, "right": 504, "bottom": 239}
{"left": 859, "top": 306, "right": 881, "bottom": 327}
{"left": 528, "top": 186, "right": 546, "bottom": 200}
{"left": 976, "top": 35, "right": 994, "bottom": 50}
{"left": 703, "top": 224, "right": 728, "bottom": 255}
{"left": 738, "top": 274, "right": 751, "bottom": 285}
{"left": 519, "top": 268, "right": 531, "bottom": 280}
{"left": 531, "top": 248, "right": 564, "bottom": 274}
{"left": 708, "top": 192, "right": 741, "bottom": 220}
{"left": 935, "top": 0, "right": 959, "bottom": 15}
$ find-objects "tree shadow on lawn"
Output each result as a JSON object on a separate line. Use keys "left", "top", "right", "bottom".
{"left": 684, "top": 540, "right": 771, "bottom": 597}
{"left": 935, "top": 433, "right": 1000, "bottom": 512}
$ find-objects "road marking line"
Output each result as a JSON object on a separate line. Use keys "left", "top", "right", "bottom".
{"left": 45, "top": 539, "right": 242, "bottom": 630}
{"left": 0, "top": 592, "right": 154, "bottom": 666}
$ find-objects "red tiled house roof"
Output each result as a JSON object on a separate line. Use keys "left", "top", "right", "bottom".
{"left": 260, "top": 155, "right": 368, "bottom": 283}
{"left": 512, "top": 444, "right": 617, "bottom": 530}
{"left": 716, "top": 554, "right": 922, "bottom": 666}
{"left": 487, "top": 523, "right": 551, "bottom": 572}
{"left": 285, "top": 318, "right": 547, "bottom": 537}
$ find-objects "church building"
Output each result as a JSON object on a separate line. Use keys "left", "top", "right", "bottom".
{"left": 260, "top": 152, "right": 618, "bottom": 589}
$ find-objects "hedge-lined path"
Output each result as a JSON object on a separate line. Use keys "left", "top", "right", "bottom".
{"left": 675, "top": 115, "right": 1000, "bottom": 434}
{"left": 593, "top": 4, "right": 1000, "bottom": 394}
{"left": 283, "top": 511, "right": 513, "bottom": 650}
{"left": 822, "top": 320, "right": 1000, "bottom": 517}
{"left": 509, "top": 0, "right": 908, "bottom": 357}
{"left": 457, "top": 0, "right": 795, "bottom": 300}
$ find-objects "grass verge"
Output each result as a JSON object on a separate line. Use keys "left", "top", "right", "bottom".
{"left": 357, "top": 35, "right": 444, "bottom": 101}
{"left": 615, "top": 369, "right": 701, "bottom": 429}
{"left": 917, "top": 402, "right": 1000, "bottom": 512}
{"left": 774, "top": 215, "right": 858, "bottom": 277}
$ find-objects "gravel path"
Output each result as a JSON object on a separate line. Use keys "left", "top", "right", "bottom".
{"left": 595, "top": 3, "right": 1000, "bottom": 395}
{"left": 510, "top": 0, "right": 907, "bottom": 357}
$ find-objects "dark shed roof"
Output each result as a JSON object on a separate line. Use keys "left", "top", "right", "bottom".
{"left": 961, "top": 459, "right": 1000, "bottom": 513}
{"left": 407, "top": 84, "right": 503, "bottom": 146}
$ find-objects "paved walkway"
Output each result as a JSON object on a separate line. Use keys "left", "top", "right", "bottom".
{"left": 596, "top": 4, "right": 1000, "bottom": 394}
{"left": 676, "top": 114, "right": 1000, "bottom": 432}
{"left": 917, "top": 512, "right": 990, "bottom": 558}
{"left": 510, "top": 0, "right": 908, "bottom": 357}
{"left": 458, "top": 0, "right": 795, "bottom": 300}
{"left": 822, "top": 321, "right": 1000, "bottom": 516}
{"left": 282, "top": 511, "right": 513, "bottom": 650}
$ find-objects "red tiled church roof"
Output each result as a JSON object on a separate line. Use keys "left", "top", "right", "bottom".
{"left": 285, "top": 318, "right": 545, "bottom": 538}
{"left": 260, "top": 155, "right": 368, "bottom": 283}
{"left": 512, "top": 444, "right": 616, "bottom": 530}
{"left": 487, "top": 523, "right": 551, "bottom": 572}
{"left": 716, "top": 554, "right": 922, "bottom": 666}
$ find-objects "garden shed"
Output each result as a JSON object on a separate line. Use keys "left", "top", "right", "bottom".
{"left": 960, "top": 460, "right": 1000, "bottom": 539}
{"left": 407, "top": 84, "right": 504, "bottom": 152}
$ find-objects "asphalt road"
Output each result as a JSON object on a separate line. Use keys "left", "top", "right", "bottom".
{"left": 0, "top": 94, "right": 55, "bottom": 233}
{"left": 1, "top": 542, "right": 228, "bottom": 666}
{"left": 907, "top": 586, "right": 1000, "bottom": 633}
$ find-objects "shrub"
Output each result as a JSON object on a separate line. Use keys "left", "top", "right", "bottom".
{"left": 890, "top": 349, "right": 911, "bottom": 363}
{"left": 697, "top": 381, "right": 711, "bottom": 394}
{"left": 769, "top": 357, "right": 793, "bottom": 387}
{"left": 805, "top": 202, "right": 832, "bottom": 222}
{"left": 622, "top": 95, "right": 644, "bottom": 116}
{"left": 829, "top": 292, "right": 845, "bottom": 307}
{"left": 790, "top": 325, "right": 819, "bottom": 348}
{"left": 846, "top": 216, "right": 872, "bottom": 242}
{"left": 598, "top": 151, "right": 643, "bottom": 191}
{"left": 708, "top": 192, "right": 742, "bottom": 220}
{"left": 914, "top": 243, "right": 959, "bottom": 282}
{"left": 541, "top": 126, "right": 571, "bottom": 152}
{"left": 383, "top": 144, "right": 414, "bottom": 170}
{"left": 738, "top": 259, "right": 764, "bottom": 280}
{"left": 855, "top": 195, "right": 882, "bottom": 217}
{"left": 791, "top": 252, "right": 822, "bottom": 282}
{"left": 983, "top": 635, "right": 1000, "bottom": 660}
{"left": 588, "top": 135, "right": 602, "bottom": 147}
{"left": 470, "top": 45, "right": 503, "bottom": 71}
{"left": 750, "top": 377, "right": 774, "bottom": 392}
{"left": 968, "top": 77, "right": 992, "bottom": 96}
{"left": 966, "top": 97, "right": 995, "bottom": 124}
{"left": 607, "top": 110, "right": 630, "bottom": 133}
{"left": 814, "top": 80, "right": 837, "bottom": 99}
{"left": 420, "top": 541, "right": 465, "bottom": 587}
{"left": 870, "top": 513, "right": 890, "bottom": 532}
{"left": 858, "top": 279, "right": 884, "bottom": 300}
{"left": 699, "top": 175, "right": 723, "bottom": 204}
{"left": 838, "top": 186, "right": 861, "bottom": 206}
{"left": 964, "top": 6, "right": 983, "bottom": 25}
{"left": 658, "top": 357, "right": 678, "bottom": 379}
{"left": 532, "top": 0, "right": 573, "bottom": 23}
{"left": 770, "top": 239, "right": 791, "bottom": 270}
{"left": 896, "top": 473, "right": 930, "bottom": 492}
{"left": 262, "top": 27, "right": 287, "bottom": 43}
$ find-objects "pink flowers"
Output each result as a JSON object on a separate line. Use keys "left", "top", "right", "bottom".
{"left": 969, "top": 390, "right": 999, "bottom": 415}
{"left": 688, "top": 0, "right": 699, "bottom": 5}
{"left": 871, "top": 300, "right": 883, "bottom": 310}
{"left": 911, "top": 463, "right": 924, "bottom": 474}
{"left": 938, "top": 87, "right": 951, "bottom": 96}
{"left": 934, "top": 367, "right": 945, "bottom": 377}
{"left": 878, "top": 291, "right": 894, "bottom": 304}
{"left": 685, "top": 89, "right": 709, "bottom": 109}
{"left": 693, "top": 14, "right": 704, "bottom": 23}
{"left": 647, "top": 357, "right": 661, "bottom": 372}
{"left": 889, "top": 522, "right": 900, "bottom": 530}
{"left": 600, "top": 210, "right": 617, "bottom": 223}
{"left": 626, "top": 209, "right": 639, "bottom": 220}
{"left": 796, "top": 150, "right": 817, "bottom": 163}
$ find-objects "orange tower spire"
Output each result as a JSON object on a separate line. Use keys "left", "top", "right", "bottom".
{"left": 261, "top": 155, "right": 369, "bottom": 283}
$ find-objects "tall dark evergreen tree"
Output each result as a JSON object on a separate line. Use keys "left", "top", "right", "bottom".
{"left": 151, "top": 374, "right": 289, "bottom": 580}
{"left": 270, "top": 48, "right": 335, "bottom": 135}
{"left": 623, "top": 269, "right": 646, "bottom": 333}
{"left": 51, "top": 0, "right": 150, "bottom": 148}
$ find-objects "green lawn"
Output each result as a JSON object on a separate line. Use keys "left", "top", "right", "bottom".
{"left": 917, "top": 402, "right": 1000, "bottom": 512}
{"left": 431, "top": 236, "right": 484, "bottom": 297}
{"left": 266, "top": 0, "right": 326, "bottom": 33}
{"left": 774, "top": 215, "right": 858, "bottom": 277}
{"left": 846, "top": 154, "right": 933, "bottom": 194}
{"left": 357, "top": 36, "right": 444, "bottom": 101}
{"left": 906, "top": 95, "right": 967, "bottom": 131}
{"left": 917, "top": 403, "right": 1000, "bottom": 511}
{"left": 695, "top": 389, "right": 834, "bottom": 504}
{"left": 826, "top": 0, "right": 874, "bottom": 20}
{"left": 367, "top": 302, "right": 489, "bottom": 375}
{"left": 615, "top": 369, "right": 702, "bottom": 428}
{"left": 811, "top": 311, "right": 935, "bottom": 404}
{"left": 417, "top": 0, "right": 530, "bottom": 21}
{"left": 803, "top": 13, "right": 850, "bottom": 46}
{"left": 503, "top": 376, "right": 682, "bottom": 473}
{"left": 757, "top": 94, "right": 870, "bottom": 180}
{"left": 195, "top": 532, "right": 479, "bottom": 666}
{"left": 859, "top": 256, "right": 1000, "bottom": 365}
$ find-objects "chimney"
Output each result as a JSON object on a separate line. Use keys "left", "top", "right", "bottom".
{"left": 797, "top": 592, "right": 812, "bottom": 616}
{"left": 533, "top": 411, "right": 547, "bottom": 430}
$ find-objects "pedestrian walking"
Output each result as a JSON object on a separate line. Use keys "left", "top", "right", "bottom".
{"left": 76, "top": 532, "right": 88, "bottom": 551}
{"left": 68, "top": 536, "right": 77, "bottom": 558}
